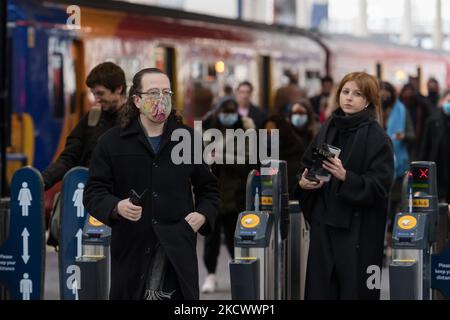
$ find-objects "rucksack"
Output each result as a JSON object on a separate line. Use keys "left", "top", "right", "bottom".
{"left": 46, "top": 192, "right": 61, "bottom": 250}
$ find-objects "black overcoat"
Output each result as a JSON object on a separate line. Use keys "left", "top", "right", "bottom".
{"left": 42, "top": 109, "right": 119, "bottom": 189}
{"left": 296, "top": 110, "right": 394, "bottom": 299}
{"left": 83, "top": 116, "right": 219, "bottom": 300}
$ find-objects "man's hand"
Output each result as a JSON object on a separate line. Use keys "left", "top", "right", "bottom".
{"left": 185, "top": 212, "right": 206, "bottom": 233}
{"left": 117, "top": 198, "right": 142, "bottom": 221}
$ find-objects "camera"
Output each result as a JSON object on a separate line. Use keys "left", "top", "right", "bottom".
{"left": 129, "top": 189, "right": 147, "bottom": 206}
{"left": 306, "top": 144, "right": 341, "bottom": 182}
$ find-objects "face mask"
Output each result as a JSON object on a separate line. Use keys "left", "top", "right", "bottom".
{"left": 443, "top": 102, "right": 450, "bottom": 115}
{"left": 219, "top": 113, "right": 238, "bottom": 127}
{"left": 140, "top": 96, "right": 172, "bottom": 123}
{"left": 291, "top": 114, "right": 308, "bottom": 128}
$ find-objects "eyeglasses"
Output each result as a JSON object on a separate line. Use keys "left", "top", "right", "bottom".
{"left": 136, "top": 88, "right": 174, "bottom": 100}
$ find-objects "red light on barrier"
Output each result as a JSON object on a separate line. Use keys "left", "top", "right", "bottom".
{"left": 419, "top": 168, "right": 429, "bottom": 179}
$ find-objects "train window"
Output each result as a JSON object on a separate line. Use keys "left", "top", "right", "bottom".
{"left": 207, "top": 64, "right": 217, "bottom": 78}
{"left": 228, "top": 65, "right": 235, "bottom": 76}
{"left": 234, "top": 65, "right": 248, "bottom": 82}
{"left": 49, "top": 53, "right": 64, "bottom": 119}
{"left": 192, "top": 62, "right": 203, "bottom": 80}
{"left": 154, "top": 47, "right": 166, "bottom": 72}
{"left": 306, "top": 70, "right": 321, "bottom": 79}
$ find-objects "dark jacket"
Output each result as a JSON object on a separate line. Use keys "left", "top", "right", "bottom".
{"left": 83, "top": 115, "right": 219, "bottom": 300}
{"left": 248, "top": 104, "right": 267, "bottom": 129}
{"left": 42, "top": 108, "right": 119, "bottom": 189}
{"left": 310, "top": 94, "right": 324, "bottom": 117}
{"left": 402, "top": 94, "right": 431, "bottom": 159}
{"left": 419, "top": 110, "right": 450, "bottom": 202}
{"left": 296, "top": 109, "right": 394, "bottom": 299}
{"left": 281, "top": 136, "right": 305, "bottom": 196}
{"left": 203, "top": 112, "right": 256, "bottom": 215}
{"left": 262, "top": 115, "right": 305, "bottom": 196}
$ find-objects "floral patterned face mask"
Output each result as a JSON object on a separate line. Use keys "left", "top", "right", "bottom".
{"left": 140, "top": 95, "right": 172, "bottom": 123}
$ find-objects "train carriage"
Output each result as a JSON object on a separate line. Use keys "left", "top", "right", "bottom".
{"left": 4, "top": 0, "right": 450, "bottom": 211}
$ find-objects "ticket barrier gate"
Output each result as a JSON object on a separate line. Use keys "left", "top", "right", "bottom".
{"left": 230, "top": 160, "right": 289, "bottom": 300}
{"left": 286, "top": 200, "right": 308, "bottom": 300}
{"left": 58, "top": 167, "right": 111, "bottom": 300}
{"left": 431, "top": 203, "right": 450, "bottom": 300}
{"left": 0, "top": 198, "right": 10, "bottom": 299}
{"left": 389, "top": 161, "right": 449, "bottom": 300}
{"left": 0, "top": 167, "right": 45, "bottom": 300}
{"left": 75, "top": 214, "right": 111, "bottom": 300}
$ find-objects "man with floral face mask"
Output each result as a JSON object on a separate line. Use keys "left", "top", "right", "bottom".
{"left": 420, "top": 89, "right": 450, "bottom": 204}
{"left": 84, "top": 68, "right": 219, "bottom": 300}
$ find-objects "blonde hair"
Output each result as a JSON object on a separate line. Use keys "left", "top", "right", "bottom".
{"left": 335, "top": 72, "right": 383, "bottom": 125}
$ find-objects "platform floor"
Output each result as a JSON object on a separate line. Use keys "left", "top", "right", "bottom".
{"left": 44, "top": 234, "right": 390, "bottom": 300}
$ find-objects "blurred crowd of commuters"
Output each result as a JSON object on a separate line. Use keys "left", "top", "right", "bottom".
{"left": 193, "top": 74, "right": 450, "bottom": 293}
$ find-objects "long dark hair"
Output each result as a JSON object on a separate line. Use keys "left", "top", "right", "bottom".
{"left": 380, "top": 81, "right": 397, "bottom": 103}
{"left": 120, "top": 67, "right": 181, "bottom": 128}
{"left": 379, "top": 80, "right": 398, "bottom": 116}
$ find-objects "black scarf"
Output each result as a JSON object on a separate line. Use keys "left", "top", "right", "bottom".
{"left": 317, "top": 108, "right": 374, "bottom": 228}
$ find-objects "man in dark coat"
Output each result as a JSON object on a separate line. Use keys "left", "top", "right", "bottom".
{"left": 42, "top": 62, "right": 127, "bottom": 247}
{"left": 399, "top": 83, "right": 432, "bottom": 160}
{"left": 235, "top": 81, "right": 267, "bottom": 129}
{"left": 419, "top": 90, "right": 450, "bottom": 203}
{"left": 42, "top": 62, "right": 127, "bottom": 189}
{"left": 83, "top": 68, "right": 219, "bottom": 300}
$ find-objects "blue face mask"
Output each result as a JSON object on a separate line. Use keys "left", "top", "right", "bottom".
{"left": 219, "top": 113, "right": 238, "bottom": 127}
{"left": 443, "top": 102, "right": 450, "bottom": 115}
{"left": 291, "top": 114, "right": 308, "bottom": 128}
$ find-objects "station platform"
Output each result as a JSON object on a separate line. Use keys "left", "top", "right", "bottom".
{"left": 43, "top": 233, "right": 390, "bottom": 300}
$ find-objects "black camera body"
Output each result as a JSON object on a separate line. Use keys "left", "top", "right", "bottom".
{"left": 306, "top": 144, "right": 340, "bottom": 182}
{"left": 314, "top": 144, "right": 335, "bottom": 160}
{"left": 129, "top": 189, "right": 147, "bottom": 206}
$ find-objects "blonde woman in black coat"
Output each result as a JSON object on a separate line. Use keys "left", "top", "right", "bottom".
{"left": 296, "top": 72, "right": 394, "bottom": 300}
